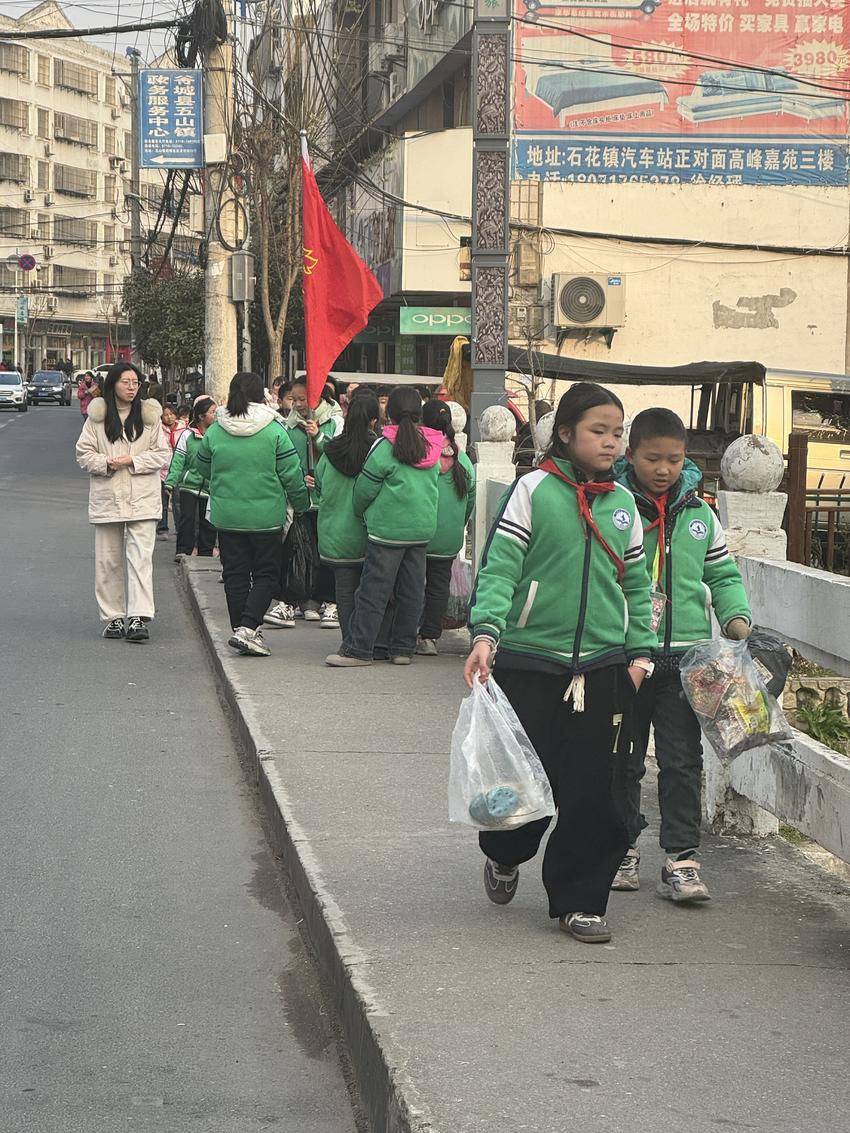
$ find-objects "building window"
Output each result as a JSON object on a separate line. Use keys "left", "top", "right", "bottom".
{"left": 103, "top": 174, "right": 117, "bottom": 202}
{"left": 37, "top": 54, "right": 50, "bottom": 85}
{"left": 55, "top": 59, "right": 99, "bottom": 97}
{"left": 124, "top": 131, "right": 133, "bottom": 159}
{"left": 54, "top": 164, "right": 97, "bottom": 199}
{"left": 0, "top": 42, "right": 29, "bottom": 77}
{"left": 510, "top": 180, "right": 542, "bottom": 225}
{"left": 38, "top": 212, "right": 51, "bottom": 239}
{"left": 792, "top": 391, "right": 850, "bottom": 445}
{"left": 54, "top": 216, "right": 98, "bottom": 245}
{"left": 0, "top": 98, "right": 29, "bottom": 131}
{"left": 37, "top": 161, "right": 49, "bottom": 190}
{"left": 0, "top": 153, "right": 29, "bottom": 183}
{"left": 104, "top": 125, "right": 116, "bottom": 155}
{"left": 105, "top": 75, "right": 117, "bottom": 105}
{"left": 37, "top": 108, "right": 50, "bottom": 139}
{"left": 104, "top": 223, "right": 115, "bottom": 248}
{"left": 54, "top": 112, "right": 98, "bottom": 147}
{"left": 0, "top": 207, "right": 27, "bottom": 238}
{"left": 53, "top": 264, "right": 97, "bottom": 295}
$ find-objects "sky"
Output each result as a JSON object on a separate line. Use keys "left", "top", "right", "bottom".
{"left": 4, "top": 1, "right": 189, "bottom": 65}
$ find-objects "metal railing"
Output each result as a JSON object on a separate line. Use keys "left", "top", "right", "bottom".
{"left": 805, "top": 504, "right": 850, "bottom": 575}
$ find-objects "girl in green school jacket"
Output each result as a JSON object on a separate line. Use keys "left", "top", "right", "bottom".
{"left": 463, "top": 383, "right": 656, "bottom": 946}
{"left": 416, "top": 399, "right": 476, "bottom": 656}
{"left": 325, "top": 386, "right": 442, "bottom": 667}
{"left": 314, "top": 391, "right": 380, "bottom": 641}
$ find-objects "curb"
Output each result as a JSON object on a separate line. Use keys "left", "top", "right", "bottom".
{"left": 177, "top": 562, "right": 435, "bottom": 1133}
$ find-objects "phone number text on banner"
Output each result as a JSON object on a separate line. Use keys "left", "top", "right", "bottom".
{"left": 512, "top": 136, "right": 849, "bottom": 186}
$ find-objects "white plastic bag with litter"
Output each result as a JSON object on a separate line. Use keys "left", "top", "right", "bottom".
{"left": 448, "top": 678, "right": 555, "bottom": 829}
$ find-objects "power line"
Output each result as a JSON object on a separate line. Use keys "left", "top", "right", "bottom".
{"left": 0, "top": 16, "right": 180, "bottom": 40}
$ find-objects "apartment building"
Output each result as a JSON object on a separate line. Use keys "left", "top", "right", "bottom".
{"left": 0, "top": 2, "right": 202, "bottom": 374}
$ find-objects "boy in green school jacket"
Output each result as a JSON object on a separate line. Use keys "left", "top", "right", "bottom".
{"left": 613, "top": 408, "right": 752, "bottom": 904}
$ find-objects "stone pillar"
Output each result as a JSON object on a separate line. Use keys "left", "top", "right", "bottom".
{"left": 446, "top": 400, "right": 468, "bottom": 454}
{"left": 471, "top": 404, "right": 516, "bottom": 566}
{"left": 704, "top": 435, "right": 786, "bottom": 838}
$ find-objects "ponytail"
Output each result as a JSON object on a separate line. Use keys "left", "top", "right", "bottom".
{"left": 323, "top": 392, "right": 379, "bottom": 476}
{"left": 387, "top": 386, "right": 426, "bottom": 466}
{"left": 422, "top": 398, "right": 469, "bottom": 499}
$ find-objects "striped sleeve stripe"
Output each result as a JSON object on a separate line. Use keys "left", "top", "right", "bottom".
{"left": 498, "top": 517, "right": 532, "bottom": 541}
{"left": 361, "top": 467, "right": 383, "bottom": 483}
{"left": 624, "top": 545, "right": 645, "bottom": 561}
{"left": 496, "top": 525, "right": 530, "bottom": 548}
{"left": 705, "top": 547, "right": 729, "bottom": 562}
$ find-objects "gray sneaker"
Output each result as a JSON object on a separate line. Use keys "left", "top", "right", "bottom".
{"left": 611, "top": 849, "right": 640, "bottom": 891}
{"left": 415, "top": 638, "right": 438, "bottom": 656}
{"left": 659, "top": 857, "right": 711, "bottom": 904}
{"left": 228, "top": 627, "right": 270, "bottom": 657}
{"left": 102, "top": 618, "right": 125, "bottom": 639}
{"left": 325, "top": 653, "right": 372, "bottom": 667}
{"left": 560, "top": 912, "right": 612, "bottom": 943}
{"left": 484, "top": 858, "right": 519, "bottom": 905}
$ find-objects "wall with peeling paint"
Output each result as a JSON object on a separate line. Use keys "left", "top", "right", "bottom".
{"left": 535, "top": 182, "right": 849, "bottom": 373}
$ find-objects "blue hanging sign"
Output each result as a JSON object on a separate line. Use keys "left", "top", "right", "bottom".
{"left": 139, "top": 69, "right": 203, "bottom": 169}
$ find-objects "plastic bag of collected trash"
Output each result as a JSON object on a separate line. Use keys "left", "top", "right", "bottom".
{"left": 449, "top": 678, "right": 555, "bottom": 829}
{"left": 746, "top": 628, "right": 793, "bottom": 699}
{"left": 680, "top": 637, "right": 792, "bottom": 762}
{"left": 444, "top": 554, "right": 473, "bottom": 628}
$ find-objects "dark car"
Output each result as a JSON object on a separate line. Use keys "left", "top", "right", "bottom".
{"left": 28, "top": 369, "right": 72, "bottom": 405}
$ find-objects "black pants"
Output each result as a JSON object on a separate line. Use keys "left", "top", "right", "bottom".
{"left": 157, "top": 484, "right": 169, "bottom": 532}
{"left": 331, "top": 563, "right": 362, "bottom": 641}
{"left": 419, "top": 557, "right": 453, "bottom": 640}
{"left": 623, "top": 671, "right": 704, "bottom": 854}
{"left": 218, "top": 530, "right": 281, "bottom": 631}
{"left": 287, "top": 511, "right": 335, "bottom": 607}
{"left": 342, "top": 542, "right": 426, "bottom": 661}
{"left": 479, "top": 665, "right": 633, "bottom": 918}
{"left": 176, "top": 490, "right": 216, "bottom": 557}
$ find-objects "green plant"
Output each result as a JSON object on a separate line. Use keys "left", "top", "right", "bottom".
{"left": 122, "top": 268, "right": 204, "bottom": 374}
{"left": 796, "top": 703, "right": 850, "bottom": 752}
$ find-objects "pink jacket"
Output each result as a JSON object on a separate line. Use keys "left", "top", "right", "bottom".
{"left": 380, "top": 425, "right": 444, "bottom": 469}
{"left": 77, "top": 379, "right": 95, "bottom": 416}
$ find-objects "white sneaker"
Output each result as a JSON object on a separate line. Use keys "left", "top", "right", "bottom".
{"left": 303, "top": 605, "right": 321, "bottom": 622}
{"left": 228, "top": 626, "right": 271, "bottom": 657}
{"left": 320, "top": 603, "right": 339, "bottom": 628}
{"left": 264, "top": 602, "right": 295, "bottom": 628}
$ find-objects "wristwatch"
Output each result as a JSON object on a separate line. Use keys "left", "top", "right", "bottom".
{"left": 629, "top": 657, "right": 655, "bottom": 678}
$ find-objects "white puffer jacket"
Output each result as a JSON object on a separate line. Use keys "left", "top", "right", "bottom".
{"left": 75, "top": 397, "right": 171, "bottom": 524}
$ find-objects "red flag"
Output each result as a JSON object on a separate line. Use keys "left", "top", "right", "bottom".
{"left": 301, "top": 135, "right": 383, "bottom": 409}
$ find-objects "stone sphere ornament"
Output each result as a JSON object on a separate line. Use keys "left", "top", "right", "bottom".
{"left": 478, "top": 404, "right": 516, "bottom": 442}
{"left": 533, "top": 410, "right": 555, "bottom": 453}
{"left": 720, "top": 435, "right": 785, "bottom": 493}
{"left": 446, "top": 400, "right": 467, "bottom": 435}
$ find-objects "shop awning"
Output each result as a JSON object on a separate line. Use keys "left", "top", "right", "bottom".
{"left": 506, "top": 348, "right": 765, "bottom": 387}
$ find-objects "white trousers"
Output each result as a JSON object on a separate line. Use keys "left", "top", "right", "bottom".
{"left": 93, "top": 520, "right": 157, "bottom": 621}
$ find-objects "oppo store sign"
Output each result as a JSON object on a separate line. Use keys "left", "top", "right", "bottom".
{"left": 399, "top": 307, "right": 472, "bottom": 335}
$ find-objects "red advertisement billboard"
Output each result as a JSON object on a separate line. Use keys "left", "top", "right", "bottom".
{"left": 512, "top": 0, "right": 850, "bottom": 184}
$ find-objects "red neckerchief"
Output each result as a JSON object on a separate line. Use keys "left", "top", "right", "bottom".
{"left": 539, "top": 458, "right": 624, "bottom": 581}
{"left": 645, "top": 492, "right": 669, "bottom": 586}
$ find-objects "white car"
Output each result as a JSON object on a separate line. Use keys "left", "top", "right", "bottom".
{"left": 0, "top": 371, "right": 28, "bottom": 412}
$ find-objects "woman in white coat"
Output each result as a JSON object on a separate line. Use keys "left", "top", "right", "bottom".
{"left": 75, "top": 362, "right": 171, "bottom": 642}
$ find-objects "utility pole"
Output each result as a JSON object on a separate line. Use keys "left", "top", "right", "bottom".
{"left": 127, "top": 47, "right": 143, "bottom": 366}
{"left": 470, "top": 0, "right": 512, "bottom": 439}
{"left": 202, "top": 18, "right": 238, "bottom": 403}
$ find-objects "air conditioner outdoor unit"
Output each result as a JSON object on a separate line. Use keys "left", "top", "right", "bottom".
{"left": 368, "top": 39, "right": 391, "bottom": 75}
{"left": 111, "top": 107, "right": 121, "bottom": 120}
{"left": 384, "top": 23, "right": 406, "bottom": 60}
{"left": 44, "top": 193, "right": 54, "bottom": 205}
{"left": 44, "top": 143, "right": 54, "bottom": 157}
{"left": 24, "top": 188, "right": 36, "bottom": 202}
{"left": 42, "top": 244, "right": 54, "bottom": 259}
{"left": 30, "top": 226, "right": 41, "bottom": 239}
{"left": 109, "top": 254, "right": 120, "bottom": 265}
{"left": 46, "top": 295, "right": 57, "bottom": 311}
{"left": 119, "top": 160, "right": 128, "bottom": 174}
{"left": 550, "top": 272, "right": 625, "bottom": 329}
{"left": 109, "top": 155, "right": 121, "bottom": 169}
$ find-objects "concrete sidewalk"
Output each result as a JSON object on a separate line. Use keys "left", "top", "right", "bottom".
{"left": 182, "top": 558, "right": 850, "bottom": 1133}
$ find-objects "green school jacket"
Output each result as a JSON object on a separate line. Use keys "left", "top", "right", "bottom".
{"left": 615, "top": 458, "right": 751, "bottom": 655}
{"left": 352, "top": 435, "right": 441, "bottom": 546}
{"left": 470, "top": 457, "right": 656, "bottom": 671}
{"left": 426, "top": 451, "right": 476, "bottom": 559}
{"left": 314, "top": 454, "right": 368, "bottom": 564}
{"left": 196, "top": 405, "right": 309, "bottom": 532}
{"left": 165, "top": 427, "right": 209, "bottom": 495}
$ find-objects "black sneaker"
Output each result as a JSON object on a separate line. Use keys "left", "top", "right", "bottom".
{"left": 484, "top": 858, "right": 519, "bottom": 905}
{"left": 102, "top": 618, "right": 124, "bottom": 639}
{"left": 125, "top": 616, "right": 149, "bottom": 643}
{"left": 560, "top": 912, "right": 612, "bottom": 943}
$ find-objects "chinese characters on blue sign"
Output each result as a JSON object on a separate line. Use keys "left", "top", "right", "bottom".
{"left": 512, "top": 137, "right": 849, "bottom": 187}
{"left": 139, "top": 69, "right": 203, "bottom": 169}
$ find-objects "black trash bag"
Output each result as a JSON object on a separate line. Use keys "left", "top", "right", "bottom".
{"left": 747, "top": 628, "right": 793, "bottom": 699}
{"left": 283, "top": 515, "right": 319, "bottom": 604}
